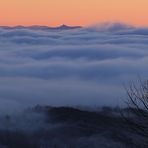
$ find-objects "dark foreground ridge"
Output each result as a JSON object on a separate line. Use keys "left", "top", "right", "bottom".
{"left": 0, "top": 106, "right": 145, "bottom": 148}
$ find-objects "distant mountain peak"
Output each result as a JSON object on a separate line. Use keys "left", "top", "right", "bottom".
{"left": 60, "top": 24, "right": 68, "bottom": 27}
{"left": 57, "top": 24, "right": 82, "bottom": 30}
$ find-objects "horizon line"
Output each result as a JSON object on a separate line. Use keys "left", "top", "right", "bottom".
{"left": 1, "top": 22, "right": 148, "bottom": 28}
{"left": 0, "top": 24, "right": 83, "bottom": 28}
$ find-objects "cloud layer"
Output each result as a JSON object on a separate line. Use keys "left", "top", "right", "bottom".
{"left": 0, "top": 23, "right": 148, "bottom": 112}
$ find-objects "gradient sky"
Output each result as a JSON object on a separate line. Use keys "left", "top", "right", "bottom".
{"left": 0, "top": 0, "right": 148, "bottom": 26}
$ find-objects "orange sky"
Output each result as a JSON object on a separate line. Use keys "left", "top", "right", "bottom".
{"left": 0, "top": 0, "right": 148, "bottom": 26}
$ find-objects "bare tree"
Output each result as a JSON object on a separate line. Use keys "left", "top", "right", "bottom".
{"left": 122, "top": 79, "right": 148, "bottom": 147}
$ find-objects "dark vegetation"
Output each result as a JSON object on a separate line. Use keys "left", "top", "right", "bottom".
{"left": 0, "top": 105, "right": 145, "bottom": 148}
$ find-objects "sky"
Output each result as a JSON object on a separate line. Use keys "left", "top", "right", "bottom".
{"left": 0, "top": 0, "right": 148, "bottom": 26}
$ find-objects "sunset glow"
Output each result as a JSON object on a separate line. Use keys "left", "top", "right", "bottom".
{"left": 0, "top": 0, "right": 148, "bottom": 26}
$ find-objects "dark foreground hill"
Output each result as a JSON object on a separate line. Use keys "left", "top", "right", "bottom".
{"left": 0, "top": 106, "right": 145, "bottom": 148}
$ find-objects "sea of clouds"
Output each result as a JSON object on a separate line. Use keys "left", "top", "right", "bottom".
{"left": 0, "top": 23, "right": 148, "bottom": 112}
